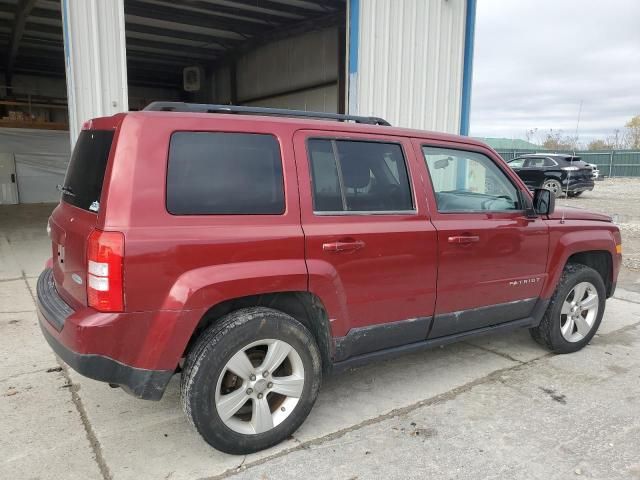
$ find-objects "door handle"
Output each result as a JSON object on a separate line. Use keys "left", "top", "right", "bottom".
{"left": 448, "top": 235, "right": 480, "bottom": 244}
{"left": 322, "top": 240, "right": 366, "bottom": 252}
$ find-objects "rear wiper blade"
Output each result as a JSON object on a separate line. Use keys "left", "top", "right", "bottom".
{"left": 57, "top": 184, "right": 76, "bottom": 197}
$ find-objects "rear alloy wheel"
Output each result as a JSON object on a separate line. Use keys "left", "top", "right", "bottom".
{"left": 530, "top": 264, "right": 605, "bottom": 353}
{"left": 181, "top": 307, "right": 322, "bottom": 454}
{"left": 215, "top": 339, "right": 305, "bottom": 435}
{"left": 542, "top": 179, "right": 563, "bottom": 197}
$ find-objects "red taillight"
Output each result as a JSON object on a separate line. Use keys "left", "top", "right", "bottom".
{"left": 87, "top": 229, "right": 124, "bottom": 312}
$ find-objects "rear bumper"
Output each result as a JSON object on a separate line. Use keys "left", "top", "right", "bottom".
{"left": 39, "top": 321, "right": 173, "bottom": 400}
{"left": 563, "top": 178, "right": 594, "bottom": 193}
{"left": 36, "top": 269, "right": 174, "bottom": 400}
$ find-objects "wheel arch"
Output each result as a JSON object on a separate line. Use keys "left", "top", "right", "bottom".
{"left": 183, "top": 291, "right": 334, "bottom": 373}
{"left": 566, "top": 250, "right": 613, "bottom": 297}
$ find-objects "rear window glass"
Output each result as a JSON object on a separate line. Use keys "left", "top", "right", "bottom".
{"left": 62, "top": 130, "right": 114, "bottom": 212}
{"left": 167, "top": 132, "right": 284, "bottom": 215}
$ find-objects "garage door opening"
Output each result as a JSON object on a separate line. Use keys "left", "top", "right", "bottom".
{"left": 124, "top": 0, "right": 347, "bottom": 114}
{"left": 0, "top": 0, "right": 347, "bottom": 204}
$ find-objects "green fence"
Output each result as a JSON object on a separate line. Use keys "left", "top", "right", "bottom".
{"left": 494, "top": 149, "right": 640, "bottom": 177}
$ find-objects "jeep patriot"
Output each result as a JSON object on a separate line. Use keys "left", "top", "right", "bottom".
{"left": 36, "top": 102, "right": 622, "bottom": 454}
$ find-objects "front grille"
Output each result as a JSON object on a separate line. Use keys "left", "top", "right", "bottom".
{"left": 37, "top": 268, "right": 74, "bottom": 331}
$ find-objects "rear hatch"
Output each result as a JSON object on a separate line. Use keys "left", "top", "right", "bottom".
{"left": 566, "top": 158, "right": 594, "bottom": 182}
{"left": 49, "top": 129, "right": 115, "bottom": 308}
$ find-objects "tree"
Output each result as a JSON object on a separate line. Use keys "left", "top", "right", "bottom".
{"left": 541, "top": 129, "right": 577, "bottom": 151}
{"left": 624, "top": 115, "right": 640, "bottom": 149}
{"left": 588, "top": 139, "right": 610, "bottom": 150}
{"left": 605, "top": 129, "right": 626, "bottom": 150}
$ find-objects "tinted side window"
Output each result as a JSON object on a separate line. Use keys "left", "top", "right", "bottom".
{"left": 308, "top": 139, "right": 413, "bottom": 213}
{"left": 524, "top": 158, "right": 546, "bottom": 168}
{"left": 62, "top": 130, "right": 114, "bottom": 212}
{"left": 422, "top": 147, "right": 520, "bottom": 212}
{"left": 167, "top": 132, "right": 284, "bottom": 215}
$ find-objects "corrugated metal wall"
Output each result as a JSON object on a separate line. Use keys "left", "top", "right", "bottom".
{"left": 212, "top": 27, "right": 339, "bottom": 113}
{"left": 246, "top": 85, "right": 338, "bottom": 113}
{"left": 62, "top": 0, "right": 128, "bottom": 147}
{"left": 352, "top": 0, "right": 466, "bottom": 133}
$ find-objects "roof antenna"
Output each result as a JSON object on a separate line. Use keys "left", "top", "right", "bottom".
{"left": 561, "top": 100, "right": 583, "bottom": 224}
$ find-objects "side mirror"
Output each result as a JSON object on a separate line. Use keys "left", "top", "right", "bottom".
{"left": 532, "top": 188, "right": 555, "bottom": 216}
{"left": 433, "top": 157, "right": 453, "bottom": 169}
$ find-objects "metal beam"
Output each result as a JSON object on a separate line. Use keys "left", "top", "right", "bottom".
{"left": 133, "top": 0, "right": 298, "bottom": 24}
{"left": 460, "top": 0, "right": 477, "bottom": 136}
{"left": 124, "top": 22, "right": 241, "bottom": 50}
{"left": 124, "top": 1, "right": 260, "bottom": 38}
{"left": 225, "top": 0, "right": 339, "bottom": 18}
{"left": 24, "top": 21, "right": 63, "bottom": 38}
{"left": 29, "top": 6, "right": 62, "bottom": 20}
{"left": 6, "top": 0, "right": 38, "bottom": 86}
{"left": 125, "top": 37, "right": 221, "bottom": 60}
{"left": 127, "top": 52, "right": 211, "bottom": 67}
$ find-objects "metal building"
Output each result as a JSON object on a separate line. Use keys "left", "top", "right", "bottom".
{"left": 0, "top": 0, "right": 476, "bottom": 204}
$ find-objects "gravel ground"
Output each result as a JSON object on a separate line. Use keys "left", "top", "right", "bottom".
{"left": 561, "top": 178, "right": 640, "bottom": 291}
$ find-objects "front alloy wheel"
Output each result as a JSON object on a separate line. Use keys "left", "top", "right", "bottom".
{"left": 530, "top": 263, "right": 606, "bottom": 353}
{"left": 559, "top": 281, "right": 599, "bottom": 342}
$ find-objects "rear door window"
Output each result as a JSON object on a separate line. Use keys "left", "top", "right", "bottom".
{"left": 62, "top": 130, "right": 114, "bottom": 212}
{"left": 307, "top": 139, "right": 413, "bottom": 213}
{"left": 167, "top": 132, "right": 284, "bottom": 215}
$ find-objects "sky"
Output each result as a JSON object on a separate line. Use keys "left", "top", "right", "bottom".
{"left": 469, "top": 0, "right": 640, "bottom": 144}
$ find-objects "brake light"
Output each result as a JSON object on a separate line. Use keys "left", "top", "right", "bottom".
{"left": 87, "top": 229, "right": 124, "bottom": 312}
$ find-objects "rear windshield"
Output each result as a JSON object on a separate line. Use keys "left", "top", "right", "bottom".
{"left": 62, "top": 130, "right": 114, "bottom": 212}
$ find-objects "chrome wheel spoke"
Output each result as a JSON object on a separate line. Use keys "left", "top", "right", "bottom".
{"left": 574, "top": 314, "right": 591, "bottom": 337}
{"left": 226, "top": 350, "right": 255, "bottom": 380}
{"left": 561, "top": 301, "right": 572, "bottom": 315}
{"left": 271, "top": 375, "right": 304, "bottom": 398}
{"left": 561, "top": 317, "right": 575, "bottom": 337}
{"left": 217, "top": 387, "right": 249, "bottom": 421}
{"left": 251, "top": 397, "right": 274, "bottom": 434}
{"left": 581, "top": 293, "right": 598, "bottom": 310}
{"left": 260, "top": 340, "right": 291, "bottom": 374}
{"left": 572, "top": 283, "right": 588, "bottom": 302}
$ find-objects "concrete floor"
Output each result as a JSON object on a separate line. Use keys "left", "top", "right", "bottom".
{"left": 1, "top": 202, "right": 639, "bottom": 480}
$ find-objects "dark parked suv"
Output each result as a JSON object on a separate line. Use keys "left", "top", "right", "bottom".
{"left": 37, "top": 103, "right": 621, "bottom": 454}
{"left": 508, "top": 153, "right": 595, "bottom": 197}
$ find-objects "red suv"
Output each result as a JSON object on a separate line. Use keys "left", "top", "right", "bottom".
{"left": 37, "top": 103, "right": 622, "bottom": 454}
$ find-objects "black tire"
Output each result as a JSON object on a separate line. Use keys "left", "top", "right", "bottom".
{"left": 530, "top": 264, "right": 606, "bottom": 353}
{"left": 568, "top": 191, "right": 583, "bottom": 198}
{"left": 180, "top": 307, "right": 322, "bottom": 454}
{"left": 542, "top": 179, "right": 563, "bottom": 197}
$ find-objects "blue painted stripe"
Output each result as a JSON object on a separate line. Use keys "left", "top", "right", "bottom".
{"left": 460, "top": 0, "right": 477, "bottom": 136}
{"left": 348, "top": 0, "right": 359, "bottom": 74}
{"left": 61, "top": 0, "right": 71, "bottom": 66}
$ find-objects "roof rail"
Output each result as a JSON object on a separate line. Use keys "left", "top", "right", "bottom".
{"left": 143, "top": 102, "right": 391, "bottom": 126}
